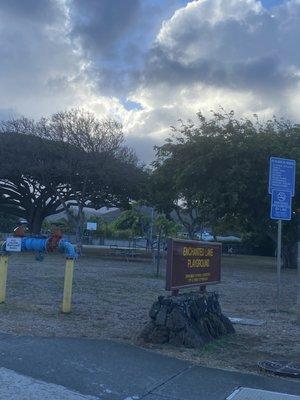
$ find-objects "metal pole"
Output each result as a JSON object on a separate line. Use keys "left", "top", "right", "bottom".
{"left": 276, "top": 219, "right": 282, "bottom": 312}
{"left": 296, "top": 209, "right": 300, "bottom": 325}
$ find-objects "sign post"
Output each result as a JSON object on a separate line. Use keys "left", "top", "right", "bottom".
{"left": 269, "top": 157, "right": 296, "bottom": 312}
{"left": 297, "top": 209, "right": 300, "bottom": 325}
{"left": 276, "top": 219, "right": 282, "bottom": 312}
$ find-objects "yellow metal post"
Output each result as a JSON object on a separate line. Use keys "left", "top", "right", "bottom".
{"left": 0, "top": 254, "right": 8, "bottom": 303}
{"left": 62, "top": 258, "right": 74, "bottom": 313}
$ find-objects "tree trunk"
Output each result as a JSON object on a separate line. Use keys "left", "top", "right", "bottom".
{"left": 30, "top": 217, "right": 43, "bottom": 235}
{"left": 74, "top": 208, "right": 85, "bottom": 254}
{"left": 28, "top": 207, "right": 44, "bottom": 235}
{"left": 75, "top": 222, "right": 83, "bottom": 248}
{"left": 187, "top": 227, "right": 194, "bottom": 240}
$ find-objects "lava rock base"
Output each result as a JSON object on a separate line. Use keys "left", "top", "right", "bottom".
{"left": 140, "top": 291, "right": 235, "bottom": 348}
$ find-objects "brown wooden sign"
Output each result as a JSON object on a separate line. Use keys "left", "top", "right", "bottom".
{"left": 166, "top": 238, "right": 221, "bottom": 291}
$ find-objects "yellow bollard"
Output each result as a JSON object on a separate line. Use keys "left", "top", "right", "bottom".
{"left": 0, "top": 255, "right": 8, "bottom": 303}
{"left": 62, "top": 257, "right": 75, "bottom": 313}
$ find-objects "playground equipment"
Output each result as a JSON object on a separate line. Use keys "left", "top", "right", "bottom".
{"left": 0, "top": 228, "right": 78, "bottom": 313}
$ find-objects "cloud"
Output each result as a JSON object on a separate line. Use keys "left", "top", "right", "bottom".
{"left": 1, "top": 0, "right": 300, "bottom": 163}
{"left": 124, "top": 0, "right": 300, "bottom": 146}
{"left": 141, "top": 0, "right": 300, "bottom": 95}
{"left": 70, "top": 0, "right": 141, "bottom": 57}
{"left": 68, "top": 0, "right": 187, "bottom": 97}
{"left": 0, "top": 0, "right": 92, "bottom": 117}
{"left": 0, "top": 0, "right": 60, "bottom": 23}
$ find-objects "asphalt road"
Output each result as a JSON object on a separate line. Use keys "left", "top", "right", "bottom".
{"left": 0, "top": 333, "right": 299, "bottom": 399}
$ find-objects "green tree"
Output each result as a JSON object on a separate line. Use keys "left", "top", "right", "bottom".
{"left": 154, "top": 213, "right": 179, "bottom": 276}
{"left": 152, "top": 110, "right": 300, "bottom": 266}
{"left": 39, "top": 109, "right": 146, "bottom": 247}
{"left": 0, "top": 132, "right": 70, "bottom": 233}
{"left": 114, "top": 206, "right": 151, "bottom": 237}
{"left": 0, "top": 109, "right": 147, "bottom": 246}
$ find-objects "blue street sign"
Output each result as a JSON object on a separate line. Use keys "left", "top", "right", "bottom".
{"left": 269, "top": 157, "right": 296, "bottom": 196}
{"left": 270, "top": 189, "right": 292, "bottom": 220}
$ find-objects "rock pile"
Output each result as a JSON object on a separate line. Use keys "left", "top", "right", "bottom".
{"left": 140, "top": 291, "right": 235, "bottom": 348}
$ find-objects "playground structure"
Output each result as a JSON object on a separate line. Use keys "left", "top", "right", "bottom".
{"left": 0, "top": 228, "right": 77, "bottom": 313}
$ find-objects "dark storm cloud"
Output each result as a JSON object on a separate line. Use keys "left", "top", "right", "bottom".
{"left": 67, "top": 0, "right": 300, "bottom": 101}
{"left": 69, "top": 0, "right": 186, "bottom": 97}
{"left": 85, "top": 65, "right": 141, "bottom": 98}
{"left": 69, "top": 0, "right": 144, "bottom": 96}
{"left": 70, "top": 0, "right": 141, "bottom": 56}
{"left": 70, "top": 0, "right": 185, "bottom": 58}
{"left": 144, "top": 46, "right": 297, "bottom": 94}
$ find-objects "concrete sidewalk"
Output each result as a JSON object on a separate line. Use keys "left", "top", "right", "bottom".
{"left": 0, "top": 333, "right": 298, "bottom": 399}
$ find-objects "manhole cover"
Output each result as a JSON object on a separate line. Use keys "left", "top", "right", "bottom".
{"left": 258, "top": 360, "right": 300, "bottom": 378}
{"left": 227, "top": 387, "right": 300, "bottom": 399}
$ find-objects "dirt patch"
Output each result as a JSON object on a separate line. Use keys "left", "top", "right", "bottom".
{"left": 1, "top": 253, "right": 299, "bottom": 374}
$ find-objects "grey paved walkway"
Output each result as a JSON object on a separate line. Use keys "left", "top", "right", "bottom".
{"left": 0, "top": 333, "right": 298, "bottom": 399}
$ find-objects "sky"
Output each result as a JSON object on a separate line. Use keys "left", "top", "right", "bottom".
{"left": 0, "top": 0, "right": 299, "bottom": 162}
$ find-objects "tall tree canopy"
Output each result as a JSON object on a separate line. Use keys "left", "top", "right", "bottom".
{"left": 0, "top": 109, "right": 147, "bottom": 243}
{"left": 152, "top": 110, "right": 300, "bottom": 265}
{"left": 0, "top": 132, "right": 68, "bottom": 233}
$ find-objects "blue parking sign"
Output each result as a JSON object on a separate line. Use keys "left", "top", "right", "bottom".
{"left": 269, "top": 157, "right": 296, "bottom": 196}
{"left": 270, "top": 190, "right": 292, "bottom": 220}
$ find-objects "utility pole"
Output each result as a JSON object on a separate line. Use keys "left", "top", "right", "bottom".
{"left": 296, "top": 209, "right": 300, "bottom": 325}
